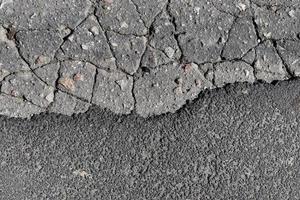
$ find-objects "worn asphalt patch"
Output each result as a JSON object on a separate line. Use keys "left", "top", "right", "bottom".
{"left": 1, "top": 80, "right": 300, "bottom": 199}
{"left": 1, "top": 0, "right": 300, "bottom": 118}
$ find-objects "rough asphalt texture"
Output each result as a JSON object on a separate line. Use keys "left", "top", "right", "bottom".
{"left": 1, "top": 80, "right": 300, "bottom": 199}
{"left": 1, "top": 0, "right": 300, "bottom": 118}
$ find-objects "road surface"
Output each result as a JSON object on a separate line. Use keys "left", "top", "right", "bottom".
{"left": 1, "top": 80, "right": 300, "bottom": 199}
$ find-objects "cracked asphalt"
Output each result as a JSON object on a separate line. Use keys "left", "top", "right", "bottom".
{"left": 1, "top": 80, "right": 300, "bottom": 199}
{"left": 1, "top": 1, "right": 300, "bottom": 199}
{"left": 0, "top": 0, "right": 300, "bottom": 118}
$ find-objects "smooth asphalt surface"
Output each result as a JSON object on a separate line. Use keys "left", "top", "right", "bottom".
{"left": 1, "top": 80, "right": 300, "bottom": 199}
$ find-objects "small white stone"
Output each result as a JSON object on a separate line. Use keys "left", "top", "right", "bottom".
{"left": 263, "top": 32, "right": 272, "bottom": 38}
{"left": 292, "top": 59, "right": 300, "bottom": 66}
{"left": 255, "top": 60, "right": 262, "bottom": 69}
{"left": 194, "top": 7, "right": 200, "bottom": 15}
{"left": 0, "top": 26, "right": 15, "bottom": 47}
{"left": 68, "top": 35, "right": 74, "bottom": 42}
{"left": 116, "top": 79, "right": 128, "bottom": 91}
{"left": 90, "top": 26, "right": 99, "bottom": 35}
{"left": 244, "top": 69, "right": 250, "bottom": 77}
{"left": 0, "top": 69, "right": 10, "bottom": 81}
{"left": 73, "top": 169, "right": 91, "bottom": 178}
{"left": 45, "top": 92, "right": 54, "bottom": 102}
{"left": 288, "top": 10, "right": 296, "bottom": 18}
{"left": 81, "top": 44, "right": 89, "bottom": 50}
{"left": 61, "top": 27, "right": 72, "bottom": 36}
{"left": 165, "top": 47, "right": 175, "bottom": 58}
{"left": 237, "top": 3, "right": 247, "bottom": 11}
{"left": 120, "top": 22, "right": 129, "bottom": 29}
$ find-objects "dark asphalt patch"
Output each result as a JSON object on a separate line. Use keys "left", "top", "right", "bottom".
{"left": 1, "top": 80, "right": 300, "bottom": 199}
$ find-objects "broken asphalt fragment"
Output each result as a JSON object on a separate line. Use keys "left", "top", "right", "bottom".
{"left": 48, "top": 91, "right": 90, "bottom": 116}
{"left": 254, "top": 41, "right": 289, "bottom": 83}
{"left": 277, "top": 40, "right": 300, "bottom": 77}
{"left": 0, "top": 93, "right": 44, "bottom": 118}
{"left": 210, "top": 0, "right": 251, "bottom": 16}
{"left": 141, "top": 10, "right": 182, "bottom": 68}
{"left": 58, "top": 61, "right": 96, "bottom": 101}
{"left": 169, "top": 0, "right": 235, "bottom": 63}
{"left": 222, "top": 16, "right": 258, "bottom": 60}
{"left": 0, "top": 0, "right": 92, "bottom": 30}
{"left": 92, "top": 69, "right": 134, "bottom": 114}
{"left": 107, "top": 31, "right": 147, "bottom": 75}
{"left": 214, "top": 61, "right": 255, "bottom": 87}
{"left": 96, "top": 0, "right": 148, "bottom": 35}
{"left": 254, "top": 4, "right": 300, "bottom": 40}
{"left": 134, "top": 62, "right": 213, "bottom": 117}
{"left": 0, "top": 26, "right": 30, "bottom": 81}
{"left": 1, "top": 72, "right": 55, "bottom": 108}
{"left": 16, "top": 30, "right": 63, "bottom": 67}
{"left": 58, "top": 15, "right": 117, "bottom": 71}
{"left": 34, "top": 62, "right": 60, "bottom": 87}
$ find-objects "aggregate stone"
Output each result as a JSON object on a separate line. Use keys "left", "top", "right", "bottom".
{"left": 34, "top": 62, "right": 60, "bottom": 87}
{"left": 58, "top": 61, "right": 96, "bottom": 101}
{"left": 92, "top": 69, "right": 134, "bottom": 114}
{"left": 0, "top": 93, "right": 44, "bottom": 118}
{"left": 277, "top": 40, "right": 300, "bottom": 77}
{"left": 169, "top": 0, "right": 235, "bottom": 63}
{"left": 0, "top": 0, "right": 92, "bottom": 30}
{"left": 254, "top": 40, "right": 289, "bottom": 83}
{"left": 1, "top": 72, "right": 55, "bottom": 108}
{"left": 254, "top": 4, "right": 300, "bottom": 40}
{"left": 15, "top": 30, "right": 63, "bottom": 67}
{"left": 214, "top": 61, "right": 256, "bottom": 87}
{"left": 59, "top": 15, "right": 117, "bottom": 71}
{"left": 0, "top": 26, "right": 30, "bottom": 81}
{"left": 96, "top": 0, "right": 148, "bottom": 35}
{"left": 134, "top": 62, "right": 213, "bottom": 117}
{"left": 107, "top": 31, "right": 147, "bottom": 75}
{"left": 141, "top": 11, "right": 181, "bottom": 68}
{"left": 48, "top": 91, "right": 90, "bottom": 116}
{"left": 222, "top": 16, "right": 258, "bottom": 60}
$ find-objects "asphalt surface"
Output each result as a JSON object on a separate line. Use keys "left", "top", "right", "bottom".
{"left": 1, "top": 80, "right": 300, "bottom": 199}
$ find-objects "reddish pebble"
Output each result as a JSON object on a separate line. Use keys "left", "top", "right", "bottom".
{"left": 182, "top": 63, "right": 193, "bottom": 73}
{"left": 195, "top": 79, "right": 202, "bottom": 87}
{"left": 59, "top": 77, "right": 75, "bottom": 91}
{"left": 73, "top": 73, "right": 84, "bottom": 81}
{"left": 174, "top": 86, "right": 183, "bottom": 95}
{"left": 10, "top": 90, "right": 19, "bottom": 97}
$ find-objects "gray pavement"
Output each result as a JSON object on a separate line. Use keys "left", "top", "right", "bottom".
{"left": 1, "top": 80, "right": 300, "bottom": 199}
{"left": 1, "top": 0, "right": 300, "bottom": 118}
